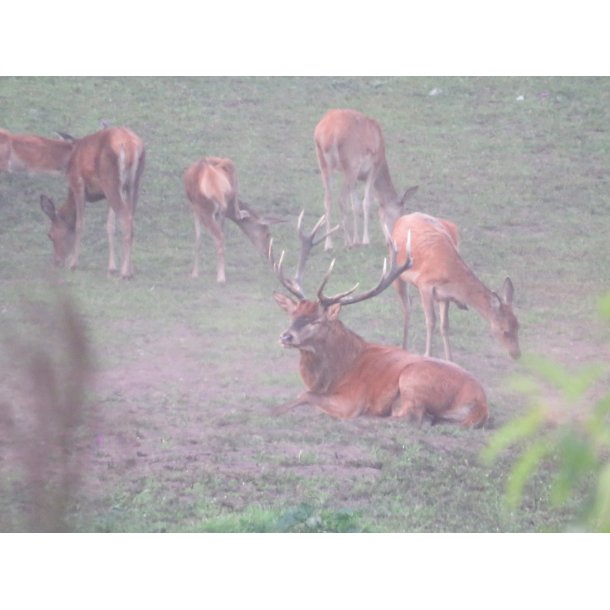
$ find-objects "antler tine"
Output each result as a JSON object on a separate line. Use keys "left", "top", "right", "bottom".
{"left": 268, "top": 238, "right": 305, "bottom": 300}
{"left": 318, "top": 230, "right": 413, "bottom": 309}
{"left": 294, "top": 211, "right": 339, "bottom": 287}
{"left": 316, "top": 258, "right": 360, "bottom": 305}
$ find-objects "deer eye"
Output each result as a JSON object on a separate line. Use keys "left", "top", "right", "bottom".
{"left": 293, "top": 316, "right": 317, "bottom": 330}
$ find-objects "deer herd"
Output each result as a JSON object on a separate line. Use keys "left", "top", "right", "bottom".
{"left": 1, "top": 108, "right": 521, "bottom": 429}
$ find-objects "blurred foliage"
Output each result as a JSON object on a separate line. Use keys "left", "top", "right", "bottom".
{"left": 482, "top": 295, "right": 610, "bottom": 531}
{"left": 0, "top": 289, "right": 96, "bottom": 532}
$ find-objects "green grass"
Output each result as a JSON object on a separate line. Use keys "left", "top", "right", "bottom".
{"left": 1, "top": 76, "right": 609, "bottom": 532}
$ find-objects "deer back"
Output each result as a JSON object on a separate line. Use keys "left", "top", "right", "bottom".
{"left": 392, "top": 212, "right": 466, "bottom": 287}
{"left": 66, "top": 127, "right": 144, "bottom": 200}
{"left": 0, "top": 129, "right": 74, "bottom": 174}
{"left": 314, "top": 109, "right": 387, "bottom": 178}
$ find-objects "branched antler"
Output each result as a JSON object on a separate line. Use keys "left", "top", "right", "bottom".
{"left": 318, "top": 230, "right": 412, "bottom": 308}
{"left": 294, "top": 210, "right": 339, "bottom": 287}
{"left": 269, "top": 211, "right": 409, "bottom": 309}
{"left": 268, "top": 239, "right": 305, "bottom": 300}
{"left": 269, "top": 211, "right": 339, "bottom": 300}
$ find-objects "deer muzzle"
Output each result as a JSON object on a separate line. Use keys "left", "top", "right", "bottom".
{"left": 279, "top": 330, "right": 296, "bottom": 347}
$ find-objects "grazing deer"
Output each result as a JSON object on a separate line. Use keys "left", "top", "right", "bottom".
{"left": 313, "top": 108, "right": 417, "bottom": 250}
{"left": 185, "top": 156, "right": 277, "bottom": 284}
{"left": 39, "top": 127, "right": 145, "bottom": 278}
{"left": 391, "top": 212, "right": 521, "bottom": 361}
{"left": 0, "top": 128, "right": 74, "bottom": 174}
{"left": 269, "top": 216, "right": 489, "bottom": 428}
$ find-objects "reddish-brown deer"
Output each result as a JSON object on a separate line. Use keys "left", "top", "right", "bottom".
{"left": 0, "top": 128, "right": 74, "bottom": 174}
{"left": 39, "top": 127, "right": 145, "bottom": 279}
{"left": 314, "top": 108, "right": 417, "bottom": 250}
{"left": 269, "top": 216, "right": 489, "bottom": 428}
{"left": 391, "top": 212, "right": 521, "bottom": 361}
{"left": 185, "top": 156, "right": 278, "bottom": 284}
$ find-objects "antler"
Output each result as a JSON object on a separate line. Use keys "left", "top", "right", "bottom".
{"left": 294, "top": 210, "right": 339, "bottom": 287}
{"left": 269, "top": 241, "right": 305, "bottom": 299}
{"left": 318, "top": 230, "right": 412, "bottom": 308}
{"left": 269, "top": 211, "right": 339, "bottom": 300}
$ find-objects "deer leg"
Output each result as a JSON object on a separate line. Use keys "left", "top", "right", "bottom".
{"left": 395, "top": 278, "right": 411, "bottom": 349}
{"left": 438, "top": 299, "right": 453, "bottom": 361}
{"left": 338, "top": 179, "right": 354, "bottom": 247}
{"left": 437, "top": 400, "right": 488, "bottom": 429}
{"left": 419, "top": 287, "right": 437, "bottom": 357}
{"left": 394, "top": 375, "right": 426, "bottom": 427}
{"left": 105, "top": 182, "right": 134, "bottom": 279}
{"left": 273, "top": 391, "right": 359, "bottom": 419}
{"left": 346, "top": 181, "right": 361, "bottom": 247}
{"left": 361, "top": 175, "right": 374, "bottom": 246}
{"left": 200, "top": 210, "right": 226, "bottom": 284}
{"left": 106, "top": 207, "right": 118, "bottom": 276}
{"left": 119, "top": 207, "right": 134, "bottom": 279}
{"left": 316, "top": 146, "right": 335, "bottom": 251}
{"left": 68, "top": 185, "right": 86, "bottom": 271}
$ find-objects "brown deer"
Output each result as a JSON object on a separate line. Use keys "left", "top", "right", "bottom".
{"left": 313, "top": 108, "right": 417, "bottom": 250}
{"left": 0, "top": 128, "right": 74, "bottom": 174}
{"left": 39, "top": 127, "right": 145, "bottom": 279}
{"left": 391, "top": 212, "right": 521, "bottom": 361}
{"left": 269, "top": 216, "right": 489, "bottom": 428}
{"left": 185, "top": 156, "right": 278, "bottom": 284}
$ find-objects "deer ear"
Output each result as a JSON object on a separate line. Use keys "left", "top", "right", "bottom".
{"left": 40, "top": 195, "right": 56, "bottom": 221}
{"left": 273, "top": 292, "right": 298, "bottom": 314}
{"left": 502, "top": 277, "right": 515, "bottom": 305}
{"left": 325, "top": 303, "right": 342, "bottom": 320}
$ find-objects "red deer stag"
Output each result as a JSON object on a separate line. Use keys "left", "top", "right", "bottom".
{"left": 269, "top": 217, "right": 489, "bottom": 428}
{"left": 0, "top": 128, "right": 74, "bottom": 174}
{"left": 313, "top": 108, "right": 418, "bottom": 250}
{"left": 39, "top": 127, "right": 145, "bottom": 279}
{"left": 391, "top": 212, "right": 521, "bottom": 361}
{"left": 185, "top": 156, "right": 277, "bottom": 284}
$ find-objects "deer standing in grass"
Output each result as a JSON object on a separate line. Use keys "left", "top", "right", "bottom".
{"left": 185, "top": 156, "right": 277, "bottom": 284}
{"left": 269, "top": 215, "right": 489, "bottom": 428}
{"left": 391, "top": 212, "right": 521, "bottom": 361}
{"left": 39, "top": 127, "right": 145, "bottom": 279}
{"left": 0, "top": 128, "right": 74, "bottom": 174}
{"left": 314, "top": 108, "right": 417, "bottom": 250}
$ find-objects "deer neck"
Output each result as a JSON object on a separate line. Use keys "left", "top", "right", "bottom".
{"left": 448, "top": 265, "right": 498, "bottom": 322}
{"left": 299, "top": 320, "right": 366, "bottom": 393}
{"left": 231, "top": 201, "right": 270, "bottom": 256}
{"left": 373, "top": 161, "right": 399, "bottom": 204}
{"left": 12, "top": 136, "right": 73, "bottom": 174}
{"left": 58, "top": 192, "right": 78, "bottom": 229}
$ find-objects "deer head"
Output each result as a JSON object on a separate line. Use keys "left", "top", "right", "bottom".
{"left": 270, "top": 212, "right": 413, "bottom": 349}
{"left": 40, "top": 194, "right": 76, "bottom": 267}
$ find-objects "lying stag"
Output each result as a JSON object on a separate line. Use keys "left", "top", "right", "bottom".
{"left": 270, "top": 215, "right": 489, "bottom": 428}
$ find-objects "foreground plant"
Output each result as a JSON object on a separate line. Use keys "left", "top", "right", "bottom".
{"left": 482, "top": 295, "right": 610, "bottom": 531}
{"left": 0, "top": 290, "right": 95, "bottom": 532}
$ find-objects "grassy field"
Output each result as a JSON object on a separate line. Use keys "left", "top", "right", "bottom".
{"left": 1, "top": 76, "right": 609, "bottom": 532}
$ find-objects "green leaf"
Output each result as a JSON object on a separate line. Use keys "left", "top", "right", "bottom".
{"left": 506, "top": 439, "right": 553, "bottom": 508}
{"left": 481, "top": 405, "right": 546, "bottom": 465}
{"left": 592, "top": 463, "right": 610, "bottom": 531}
{"left": 523, "top": 354, "right": 604, "bottom": 400}
{"left": 551, "top": 431, "right": 596, "bottom": 506}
